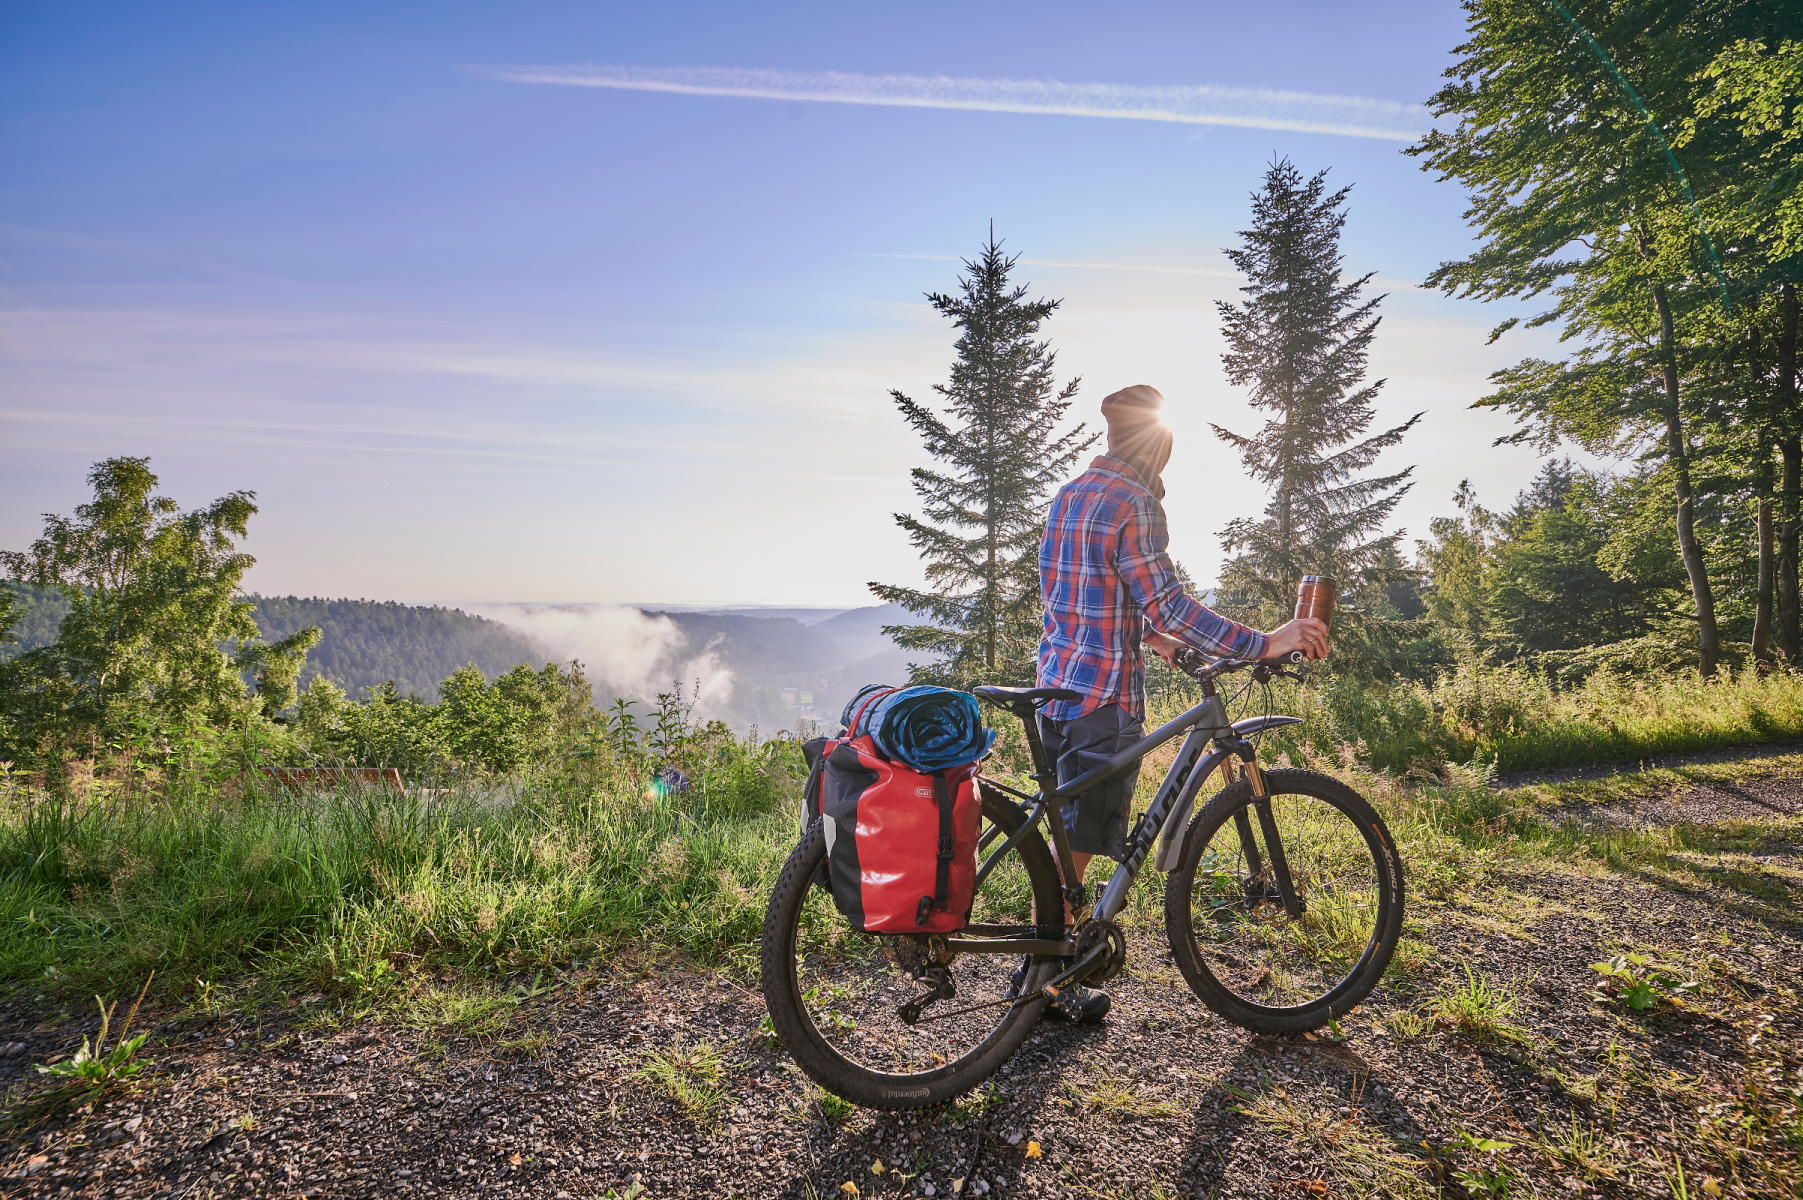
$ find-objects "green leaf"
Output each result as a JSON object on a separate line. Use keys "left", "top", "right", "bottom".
{"left": 1457, "top": 1130, "right": 1516, "bottom": 1153}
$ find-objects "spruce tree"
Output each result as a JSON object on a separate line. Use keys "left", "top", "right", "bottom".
{"left": 869, "top": 230, "right": 1095, "bottom": 688}
{"left": 1211, "top": 159, "right": 1421, "bottom": 644}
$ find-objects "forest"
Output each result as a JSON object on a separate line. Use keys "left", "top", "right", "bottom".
{"left": 1, "top": 587, "right": 550, "bottom": 699}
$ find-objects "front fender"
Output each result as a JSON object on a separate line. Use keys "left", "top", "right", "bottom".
{"left": 1232, "top": 714, "right": 1302, "bottom": 737}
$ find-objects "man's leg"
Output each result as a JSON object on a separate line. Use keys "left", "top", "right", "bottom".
{"left": 1064, "top": 852, "right": 1094, "bottom": 926}
{"left": 1032, "top": 705, "right": 1143, "bottom": 1022}
{"left": 1040, "top": 703, "right": 1143, "bottom": 873}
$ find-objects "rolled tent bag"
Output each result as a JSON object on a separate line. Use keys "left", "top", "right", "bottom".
{"left": 840, "top": 683, "right": 996, "bottom": 773}
{"left": 810, "top": 684, "right": 997, "bottom": 934}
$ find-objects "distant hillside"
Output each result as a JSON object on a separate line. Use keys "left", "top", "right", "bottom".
{"left": 656, "top": 604, "right": 927, "bottom": 729}
{"left": 813, "top": 604, "right": 917, "bottom": 662}
{"left": 251, "top": 596, "right": 552, "bottom": 699}
{"left": 6, "top": 587, "right": 551, "bottom": 699}
{"left": 0, "top": 583, "right": 69, "bottom": 659}
{"left": 4, "top": 585, "right": 932, "bottom": 726}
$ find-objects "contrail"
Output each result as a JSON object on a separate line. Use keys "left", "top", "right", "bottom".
{"left": 479, "top": 64, "right": 1431, "bottom": 141}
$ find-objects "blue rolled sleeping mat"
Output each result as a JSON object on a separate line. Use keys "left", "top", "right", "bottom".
{"left": 840, "top": 683, "right": 997, "bottom": 773}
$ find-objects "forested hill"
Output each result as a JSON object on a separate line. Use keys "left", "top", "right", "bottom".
{"left": 249, "top": 596, "right": 550, "bottom": 699}
{"left": 1, "top": 587, "right": 549, "bottom": 700}
{"left": 0, "top": 583, "right": 69, "bottom": 658}
{"left": 3, "top": 584, "right": 918, "bottom": 720}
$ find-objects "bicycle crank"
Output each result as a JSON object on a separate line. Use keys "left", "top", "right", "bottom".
{"left": 1039, "top": 939, "right": 1111, "bottom": 1005}
{"left": 1071, "top": 917, "right": 1128, "bottom": 984}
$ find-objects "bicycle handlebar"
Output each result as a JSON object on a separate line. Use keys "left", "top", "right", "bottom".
{"left": 1171, "top": 647, "right": 1307, "bottom": 681}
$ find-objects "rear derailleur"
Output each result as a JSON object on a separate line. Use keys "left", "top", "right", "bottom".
{"left": 890, "top": 935, "right": 958, "bottom": 1026}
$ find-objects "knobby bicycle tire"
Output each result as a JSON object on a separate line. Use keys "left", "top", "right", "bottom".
{"left": 1164, "top": 768, "right": 1404, "bottom": 1034}
{"left": 760, "top": 788, "right": 1065, "bottom": 1110}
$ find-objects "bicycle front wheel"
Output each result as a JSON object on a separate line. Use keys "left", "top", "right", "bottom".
{"left": 1165, "top": 768, "right": 1404, "bottom": 1034}
{"left": 760, "top": 785, "right": 1065, "bottom": 1110}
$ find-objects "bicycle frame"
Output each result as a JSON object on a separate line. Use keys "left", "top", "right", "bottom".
{"left": 947, "top": 682, "right": 1301, "bottom": 959}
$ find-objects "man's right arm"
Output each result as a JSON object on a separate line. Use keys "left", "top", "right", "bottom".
{"left": 1121, "top": 497, "right": 1329, "bottom": 663}
{"left": 1116, "top": 497, "right": 1267, "bottom": 659}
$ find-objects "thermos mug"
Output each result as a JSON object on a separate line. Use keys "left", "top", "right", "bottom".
{"left": 1295, "top": 575, "right": 1337, "bottom": 632}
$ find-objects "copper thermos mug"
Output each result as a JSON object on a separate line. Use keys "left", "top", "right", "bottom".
{"left": 1295, "top": 575, "right": 1337, "bottom": 631}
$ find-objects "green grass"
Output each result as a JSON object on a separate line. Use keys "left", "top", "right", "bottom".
{"left": 0, "top": 738, "right": 804, "bottom": 999}
{"left": 634, "top": 1036, "right": 727, "bottom": 1121}
{"left": 1060, "top": 1077, "right": 1178, "bottom": 1122}
{"left": 2, "top": 657, "right": 1799, "bottom": 1014}
{"left": 1244, "top": 660, "right": 1803, "bottom": 775}
{"left": 1233, "top": 1077, "right": 1436, "bottom": 1200}
{"left": 1428, "top": 965, "right": 1532, "bottom": 1046}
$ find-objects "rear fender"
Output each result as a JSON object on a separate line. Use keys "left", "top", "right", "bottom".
{"left": 1151, "top": 715, "right": 1300, "bottom": 873}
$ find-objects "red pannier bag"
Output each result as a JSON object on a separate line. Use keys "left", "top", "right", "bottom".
{"left": 800, "top": 735, "right": 982, "bottom": 934}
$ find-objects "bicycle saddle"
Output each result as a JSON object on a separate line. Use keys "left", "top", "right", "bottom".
{"left": 971, "top": 685, "right": 1081, "bottom": 709}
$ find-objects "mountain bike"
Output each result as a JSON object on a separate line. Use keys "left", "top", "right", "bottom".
{"left": 759, "top": 650, "right": 1405, "bottom": 1110}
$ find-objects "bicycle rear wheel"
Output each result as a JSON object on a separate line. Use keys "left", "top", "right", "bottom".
{"left": 1165, "top": 768, "right": 1403, "bottom": 1034}
{"left": 760, "top": 786, "right": 1065, "bottom": 1110}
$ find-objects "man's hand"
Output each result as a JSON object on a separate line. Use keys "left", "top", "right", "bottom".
{"left": 1145, "top": 629, "right": 1184, "bottom": 665}
{"left": 1264, "top": 617, "right": 1329, "bottom": 661}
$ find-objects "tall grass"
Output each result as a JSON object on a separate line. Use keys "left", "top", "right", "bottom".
{"left": 5, "top": 660, "right": 1800, "bottom": 1002}
{"left": 1237, "top": 662, "right": 1803, "bottom": 774}
{"left": 0, "top": 739, "right": 806, "bottom": 997}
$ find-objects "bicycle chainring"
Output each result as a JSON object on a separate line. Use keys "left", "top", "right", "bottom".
{"left": 1072, "top": 918, "right": 1128, "bottom": 984}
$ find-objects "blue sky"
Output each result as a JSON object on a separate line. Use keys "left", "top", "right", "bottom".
{"left": 2, "top": 1, "right": 1578, "bottom": 607}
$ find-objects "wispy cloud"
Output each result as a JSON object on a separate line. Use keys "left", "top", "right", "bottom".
{"left": 479, "top": 65, "right": 1431, "bottom": 141}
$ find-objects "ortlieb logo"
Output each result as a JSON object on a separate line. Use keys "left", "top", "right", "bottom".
{"left": 914, "top": 786, "right": 934, "bottom": 799}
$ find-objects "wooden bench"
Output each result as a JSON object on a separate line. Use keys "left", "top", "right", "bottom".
{"left": 259, "top": 767, "right": 407, "bottom": 798}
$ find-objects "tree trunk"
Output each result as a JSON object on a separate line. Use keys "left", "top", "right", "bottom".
{"left": 986, "top": 524, "right": 997, "bottom": 670}
{"left": 1652, "top": 283, "right": 1719, "bottom": 676}
{"left": 1779, "top": 284, "right": 1801, "bottom": 664}
{"left": 1783, "top": 436, "right": 1801, "bottom": 662}
{"left": 1754, "top": 443, "right": 1774, "bottom": 663}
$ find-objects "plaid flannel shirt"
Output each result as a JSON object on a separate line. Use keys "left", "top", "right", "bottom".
{"left": 1038, "top": 455, "right": 1268, "bottom": 722}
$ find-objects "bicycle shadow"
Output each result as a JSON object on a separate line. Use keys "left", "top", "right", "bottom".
{"left": 768, "top": 1019, "right": 1483, "bottom": 1199}
{"left": 1177, "top": 1036, "right": 1438, "bottom": 1195}
{"left": 970, "top": 1021, "right": 1453, "bottom": 1196}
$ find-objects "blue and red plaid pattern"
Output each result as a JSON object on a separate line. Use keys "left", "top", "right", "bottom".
{"left": 1038, "top": 455, "right": 1268, "bottom": 721}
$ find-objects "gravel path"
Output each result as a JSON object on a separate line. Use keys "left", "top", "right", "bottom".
{"left": 4, "top": 755, "right": 1802, "bottom": 1199}
{"left": 1496, "top": 740, "right": 1803, "bottom": 790}
{"left": 1516, "top": 743, "right": 1803, "bottom": 829}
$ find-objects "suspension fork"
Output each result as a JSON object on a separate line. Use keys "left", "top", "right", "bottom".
{"left": 1238, "top": 757, "right": 1304, "bottom": 919}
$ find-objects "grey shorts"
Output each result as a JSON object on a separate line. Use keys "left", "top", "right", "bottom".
{"left": 1038, "top": 703, "right": 1144, "bottom": 860}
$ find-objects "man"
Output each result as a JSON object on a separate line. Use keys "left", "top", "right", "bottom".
{"left": 1031, "top": 384, "right": 1328, "bottom": 1022}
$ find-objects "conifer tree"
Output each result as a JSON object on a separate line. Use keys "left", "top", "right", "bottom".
{"left": 1212, "top": 159, "right": 1421, "bottom": 638}
{"left": 870, "top": 230, "right": 1095, "bottom": 688}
